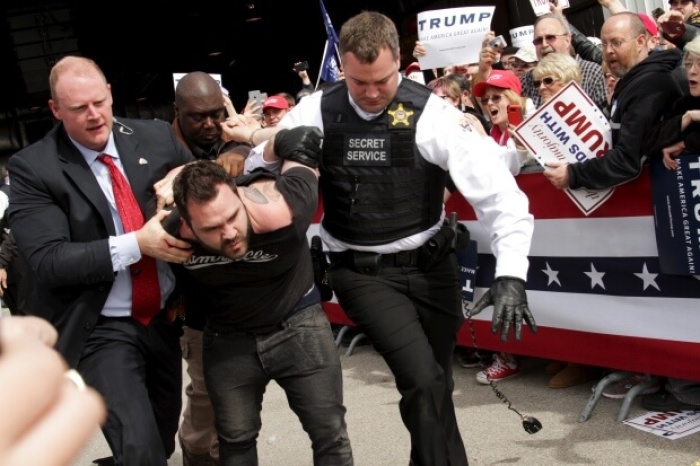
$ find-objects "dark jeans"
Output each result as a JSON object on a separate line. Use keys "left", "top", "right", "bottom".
{"left": 203, "top": 304, "right": 352, "bottom": 466}
{"left": 78, "top": 315, "right": 182, "bottom": 466}
{"left": 328, "top": 253, "right": 468, "bottom": 466}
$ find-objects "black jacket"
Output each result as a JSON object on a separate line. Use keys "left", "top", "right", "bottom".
{"left": 568, "top": 49, "right": 684, "bottom": 189}
{"left": 646, "top": 94, "right": 700, "bottom": 158}
{"left": 9, "top": 118, "right": 193, "bottom": 367}
{"left": 570, "top": 23, "right": 603, "bottom": 65}
{"left": 0, "top": 229, "right": 17, "bottom": 269}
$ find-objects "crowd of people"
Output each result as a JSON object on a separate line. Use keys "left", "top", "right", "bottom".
{"left": 409, "top": 0, "right": 700, "bottom": 405}
{"left": 0, "top": 1, "right": 699, "bottom": 466}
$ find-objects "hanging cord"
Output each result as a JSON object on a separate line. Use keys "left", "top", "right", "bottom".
{"left": 462, "top": 301, "right": 542, "bottom": 434}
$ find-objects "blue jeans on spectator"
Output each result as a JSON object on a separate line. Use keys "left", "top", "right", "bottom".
{"left": 203, "top": 304, "right": 353, "bottom": 466}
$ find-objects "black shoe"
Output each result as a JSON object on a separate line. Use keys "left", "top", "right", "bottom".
{"left": 455, "top": 348, "right": 492, "bottom": 368}
{"left": 455, "top": 348, "right": 481, "bottom": 368}
{"left": 641, "top": 390, "right": 699, "bottom": 412}
{"left": 92, "top": 458, "right": 115, "bottom": 466}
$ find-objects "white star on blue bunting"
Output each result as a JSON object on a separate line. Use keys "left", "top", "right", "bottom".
{"left": 634, "top": 262, "right": 660, "bottom": 291}
{"left": 584, "top": 263, "right": 606, "bottom": 290}
{"left": 542, "top": 261, "right": 561, "bottom": 286}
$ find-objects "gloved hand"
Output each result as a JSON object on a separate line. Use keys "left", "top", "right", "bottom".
{"left": 470, "top": 276, "right": 537, "bottom": 342}
{"left": 273, "top": 126, "right": 323, "bottom": 168}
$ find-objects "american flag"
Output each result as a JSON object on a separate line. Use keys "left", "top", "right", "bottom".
{"left": 314, "top": 167, "right": 700, "bottom": 380}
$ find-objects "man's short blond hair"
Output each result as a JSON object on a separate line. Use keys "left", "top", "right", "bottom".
{"left": 49, "top": 56, "right": 107, "bottom": 102}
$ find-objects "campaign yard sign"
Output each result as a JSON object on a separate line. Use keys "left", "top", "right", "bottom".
{"left": 514, "top": 81, "right": 613, "bottom": 215}
{"left": 624, "top": 409, "right": 700, "bottom": 439}
{"left": 650, "top": 155, "right": 700, "bottom": 276}
{"left": 510, "top": 25, "right": 534, "bottom": 48}
{"left": 416, "top": 6, "right": 495, "bottom": 70}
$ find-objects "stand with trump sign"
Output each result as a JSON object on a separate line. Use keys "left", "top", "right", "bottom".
{"left": 515, "top": 81, "right": 614, "bottom": 215}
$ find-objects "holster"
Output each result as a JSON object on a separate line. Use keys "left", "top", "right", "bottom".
{"left": 310, "top": 235, "right": 333, "bottom": 301}
{"left": 417, "top": 219, "right": 470, "bottom": 271}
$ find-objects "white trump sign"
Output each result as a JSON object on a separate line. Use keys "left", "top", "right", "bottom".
{"left": 416, "top": 6, "right": 495, "bottom": 69}
{"left": 509, "top": 26, "right": 534, "bottom": 49}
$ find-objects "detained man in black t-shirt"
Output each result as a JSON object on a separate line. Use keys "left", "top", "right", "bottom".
{"left": 171, "top": 127, "right": 353, "bottom": 466}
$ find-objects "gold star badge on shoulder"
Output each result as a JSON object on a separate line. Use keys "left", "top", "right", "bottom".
{"left": 388, "top": 103, "right": 414, "bottom": 127}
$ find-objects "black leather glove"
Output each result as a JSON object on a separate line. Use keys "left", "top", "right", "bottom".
{"left": 273, "top": 126, "right": 323, "bottom": 168}
{"left": 470, "top": 276, "right": 537, "bottom": 342}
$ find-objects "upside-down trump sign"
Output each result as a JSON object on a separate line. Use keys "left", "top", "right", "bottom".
{"left": 515, "top": 81, "right": 613, "bottom": 215}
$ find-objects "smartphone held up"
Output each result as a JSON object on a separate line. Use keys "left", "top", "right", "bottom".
{"left": 507, "top": 104, "right": 523, "bottom": 127}
{"left": 248, "top": 90, "right": 267, "bottom": 115}
{"left": 293, "top": 61, "right": 309, "bottom": 73}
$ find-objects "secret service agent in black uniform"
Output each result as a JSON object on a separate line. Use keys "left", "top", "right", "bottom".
{"left": 252, "top": 77, "right": 537, "bottom": 465}
{"left": 242, "top": 13, "right": 537, "bottom": 465}
{"left": 322, "top": 78, "right": 469, "bottom": 465}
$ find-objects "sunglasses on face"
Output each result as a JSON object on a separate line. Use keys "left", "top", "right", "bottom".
{"left": 532, "top": 34, "right": 568, "bottom": 46}
{"left": 533, "top": 76, "right": 559, "bottom": 87}
{"left": 508, "top": 61, "right": 533, "bottom": 70}
{"left": 480, "top": 94, "right": 503, "bottom": 106}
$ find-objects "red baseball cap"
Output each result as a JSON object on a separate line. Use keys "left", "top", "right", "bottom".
{"left": 637, "top": 13, "right": 658, "bottom": 37}
{"left": 473, "top": 70, "right": 522, "bottom": 98}
{"left": 404, "top": 62, "right": 421, "bottom": 75}
{"left": 262, "top": 95, "right": 290, "bottom": 110}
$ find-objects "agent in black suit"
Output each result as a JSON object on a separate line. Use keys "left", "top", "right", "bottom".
{"left": 8, "top": 56, "right": 194, "bottom": 466}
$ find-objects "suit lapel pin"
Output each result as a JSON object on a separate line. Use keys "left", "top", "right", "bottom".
{"left": 138, "top": 158, "right": 148, "bottom": 165}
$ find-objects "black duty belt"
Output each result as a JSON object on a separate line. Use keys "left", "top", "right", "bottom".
{"left": 330, "top": 249, "right": 421, "bottom": 275}
{"left": 328, "top": 216, "right": 470, "bottom": 276}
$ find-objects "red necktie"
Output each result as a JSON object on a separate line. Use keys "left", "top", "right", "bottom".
{"left": 98, "top": 155, "right": 161, "bottom": 326}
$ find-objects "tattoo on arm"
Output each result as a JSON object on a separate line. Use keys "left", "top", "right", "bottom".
{"left": 242, "top": 186, "right": 268, "bottom": 204}
{"left": 241, "top": 182, "right": 282, "bottom": 205}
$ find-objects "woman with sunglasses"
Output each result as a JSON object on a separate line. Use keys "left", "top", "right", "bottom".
{"left": 531, "top": 52, "right": 582, "bottom": 105}
{"left": 472, "top": 70, "right": 535, "bottom": 177}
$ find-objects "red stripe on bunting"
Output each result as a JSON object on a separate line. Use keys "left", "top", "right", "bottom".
{"left": 446, "top": 167, "right": 654, "bottom": 221}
